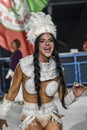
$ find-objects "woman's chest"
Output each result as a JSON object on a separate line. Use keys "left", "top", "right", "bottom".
{"left": 23, "top": 76, "right": 59, "bottom": 97}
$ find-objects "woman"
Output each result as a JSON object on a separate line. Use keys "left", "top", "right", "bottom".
{"left": 0, "top": 12, "right": 86, "bottom": 130}
{"left": 6, "top": 39, "right": 22, "bottom": 79}
{"left": 6, "top": 39, "right": 23, "bottom": 102}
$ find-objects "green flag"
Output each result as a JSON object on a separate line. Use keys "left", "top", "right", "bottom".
{"left": 26, "top": 0, "right": 48, "bottom": 12}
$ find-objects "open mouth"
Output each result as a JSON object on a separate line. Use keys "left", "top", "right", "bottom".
{"left": 44, "top": 47, "right": 51, "bottom": 53}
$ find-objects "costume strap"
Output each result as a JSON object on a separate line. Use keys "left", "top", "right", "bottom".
{"left": 52, "top": 111, "right": 62, "bottom": 125}
{"left": 20, "top": 116, "right": 35, "bottom": 130}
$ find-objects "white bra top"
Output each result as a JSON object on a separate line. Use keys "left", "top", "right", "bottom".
{"left": 25, "top": 78, "right": 58, "bottom": 97}
{"left": 19, "top": 55, "right": 59, "bottom": 96}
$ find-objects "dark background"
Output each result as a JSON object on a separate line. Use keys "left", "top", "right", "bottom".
{"left": 43, "top": 0, "right": 87, "bottom": 52}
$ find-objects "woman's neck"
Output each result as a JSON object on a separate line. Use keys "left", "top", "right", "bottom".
{"left": 39, "top": 56, "right": 50, "bottom": 63}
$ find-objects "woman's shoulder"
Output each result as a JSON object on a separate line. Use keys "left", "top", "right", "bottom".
{"left": 20, "top": 55, "right": 33, "bottom": 63}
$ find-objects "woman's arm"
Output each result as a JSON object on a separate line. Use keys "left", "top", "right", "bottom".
{"left": 64, "top": 83, "right": 86, "bottom": 106}
{"left": 6, "top": 64, "right": 23, "bottom": 100}
{"left": 58, "top": 69, "right": 86, "bottom": 106}
{"left": 0, "top": 64, "right": 23, "bottom": 119}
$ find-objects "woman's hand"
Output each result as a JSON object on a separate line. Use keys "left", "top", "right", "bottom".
{"left": 72, "top": 82, "right": 86, "bottom": 97}
{"left": 0, "top": 119, "right": 8, "bottom": 130}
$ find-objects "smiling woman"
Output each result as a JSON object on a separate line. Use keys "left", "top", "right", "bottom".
{"left": 0, "top": 11, "right": 86, "bottom": 130}
{"left": 38, "top": 33, "right": 54, "bottom": 62}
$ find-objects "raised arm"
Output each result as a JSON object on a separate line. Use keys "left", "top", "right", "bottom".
{"left": 64, "top": 83, "right": 86, "bottom": 106}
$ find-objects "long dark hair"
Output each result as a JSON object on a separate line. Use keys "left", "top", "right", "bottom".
{"left": 33, "top": 33, "right": 66, "bottom": 108}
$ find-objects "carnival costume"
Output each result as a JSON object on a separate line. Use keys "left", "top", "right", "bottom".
{"left": 0, "top": 12, "right": 87, "bottom": 130}
{"left": 0, "top": 55, "right": 86, "bottom": 129}
{"left": 20, "top": 54, "right": 78, "bottom": 130}
{"left": 0, "top": 55, "right": 76, "bottom": 130}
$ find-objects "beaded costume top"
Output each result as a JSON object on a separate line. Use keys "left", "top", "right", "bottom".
{"left": 19, "top": 55, "right": 59, "bottom": 96}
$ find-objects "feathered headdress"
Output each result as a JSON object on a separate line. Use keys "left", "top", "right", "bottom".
{"left": 25, "top": 12, "right": 57, "bottom": 44}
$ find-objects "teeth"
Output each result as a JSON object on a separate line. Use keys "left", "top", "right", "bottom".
{"left": 44, "top": 48, "right": 50, "bottom": 50}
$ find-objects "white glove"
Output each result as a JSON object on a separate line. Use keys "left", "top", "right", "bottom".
{"left": 0, "top": 98, "right": 13, "bottom": 119}
{"left": 64, "top": 91, "right": 76, "bottom": 106}
{"left": 6, "top": 69, "right": 14, "bottom": 79}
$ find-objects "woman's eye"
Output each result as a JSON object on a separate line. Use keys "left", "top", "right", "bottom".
{"left": 40, "top": 40, "right": 45, "bottom": 43}
{"left": 49, "top": 39, "right": 53, "bottom": 43}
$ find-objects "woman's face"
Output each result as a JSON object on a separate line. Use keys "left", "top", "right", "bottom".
{"left": 38, "top": 33, "right": 54, "bottom": 62}
{"left": 11, "top": 42, "right": 17, "bottom": 51}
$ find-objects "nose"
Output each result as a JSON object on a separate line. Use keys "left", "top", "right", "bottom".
{"left": 45, "top": 41, "right": 49, "bottom": 45}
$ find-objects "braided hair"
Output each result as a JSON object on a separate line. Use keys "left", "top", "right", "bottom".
{"left": 33, "top": 35, "right": 41, "bottom": 109}
{"left": 33, "top": 33, "right": 66, "bottom": 108}
{"left": 52, "top": 36, "right": 66, "bottom": 108}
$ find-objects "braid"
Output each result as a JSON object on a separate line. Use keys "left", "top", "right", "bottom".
{"left": 33, "top": 36, "right": 42, "bottom": 108}
{"left": 33, "top": 33, "right": 66, "bottom": 108}
{"left": 52, "top": 36, "right": 66, "bottom": 108}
